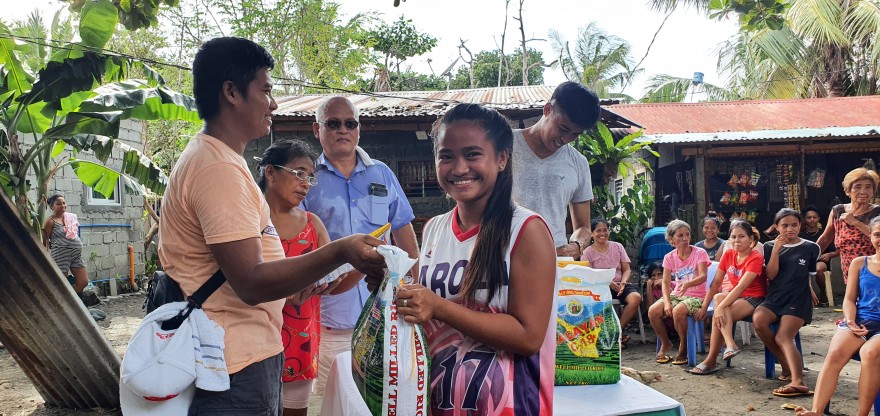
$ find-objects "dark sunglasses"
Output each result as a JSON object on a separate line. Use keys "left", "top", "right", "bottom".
{"left": 318, "top": 119, "right": 359, "bottom": 130}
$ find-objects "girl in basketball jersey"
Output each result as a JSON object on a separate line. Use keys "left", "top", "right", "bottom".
{"left": 396, "top": 103, "right": 557, "bottom": 416}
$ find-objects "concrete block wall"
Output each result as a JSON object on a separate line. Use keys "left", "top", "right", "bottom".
{"left": 34, "top": 120, "right": 148, "bottom": 287}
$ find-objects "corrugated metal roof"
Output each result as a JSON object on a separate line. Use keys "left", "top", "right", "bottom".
{"left": 275, "top": 86, "right": 562, "bottom": 117}
{"left": 642, "top": 126, "right": 880, "bottom": 144}
{"left": 0, "top": 193, "right": 121, "bottom": 409}
{"left": 608, "top": 96, "right": 880, "bottom": 135}
{"left": 272, "top": 86, "right": 639, "bottom": 129}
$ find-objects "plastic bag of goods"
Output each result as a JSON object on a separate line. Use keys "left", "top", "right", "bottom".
{"left": 352, "top": 245, "right": 430, "bottom": 415}
{"left": 554, "top": 262, "right": 621, "bottom": 385}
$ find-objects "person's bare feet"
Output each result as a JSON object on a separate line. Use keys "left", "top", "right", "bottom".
{"left": 794, "top": 406, "right": 819, "bottom": 416}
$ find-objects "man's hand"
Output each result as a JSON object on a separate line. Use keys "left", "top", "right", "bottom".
{"left": 556, "top": 242, "right": 581, "bottom": 258}
{"left": 693, "top": 307, "right": 708, "bottom": 322}
{"left": 338, "top": 234, "right": 386, "bottom": 277}
{"left": 286, "top": 281, "right": 336, "bottom": 307}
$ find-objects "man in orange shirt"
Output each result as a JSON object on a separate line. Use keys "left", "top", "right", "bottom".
{"left": 158, "top": 37, "right": 385, "bottom": 414}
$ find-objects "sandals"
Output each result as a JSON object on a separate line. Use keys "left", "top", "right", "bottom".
{"left": 671, "top": 355, "right": 689, "bottom": 365}
{"left": 655, "top": 354, "right": 673, "bottom": 364}
{"left": 772, "top": 384, "right": 813, "bottom": 397}
{"left": 688, "top": 362, "right": 720, "bottom": 375}
{"left": 777, "top": 373, "right": 792, "bottom": 382}
{"left": 722, "top": 347, "right": 742, "bottom": 361}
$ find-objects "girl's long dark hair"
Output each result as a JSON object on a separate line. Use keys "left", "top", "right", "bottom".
{"left": 432, "top": 103, "right": 514, "bottom": 305}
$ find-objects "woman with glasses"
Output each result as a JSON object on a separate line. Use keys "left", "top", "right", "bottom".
{"left": 257, "top": 140, "right": 358, "bottom": 416}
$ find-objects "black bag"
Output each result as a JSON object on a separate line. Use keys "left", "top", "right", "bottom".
{"left": 144, "top": 269, "right": 226, "bottom": 330}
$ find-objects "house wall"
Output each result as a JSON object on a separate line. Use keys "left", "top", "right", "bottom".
{"left": 36, "top": 120, "right": 146, "bottom": 289}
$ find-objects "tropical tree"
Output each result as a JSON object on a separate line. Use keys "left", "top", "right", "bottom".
{"left": 576, "top": 123, "right": 658, "bottom": 247}
{"left": 640, "top": 73, "right": 738, "bottom": 102}
{"left": 448, "top": 48, "right": 546, "bottom": 89}
{"left": 649, "top": 0, "right": 880, "bottom": 98}
{"left": 550, "top": 22, "right": 642, "bottom": 100}
{"left": 0, "top": 2, "right": 199, "bottom": 234}
{"left": 211, "top": 0, "right": 374, "bottom": 93}
{"left": 367, "top": 15, "right": 438, "bottom": 89}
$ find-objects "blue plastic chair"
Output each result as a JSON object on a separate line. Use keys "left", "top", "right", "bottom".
{"left": 823, "top": 351, "right": 880, "bottom": 414}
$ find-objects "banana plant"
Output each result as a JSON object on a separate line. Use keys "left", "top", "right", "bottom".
{"left": 577, "top": 122, "right": 659, "bottom": 184}
{"left": 0, "top": 0, "right": 199, "bottom": 234}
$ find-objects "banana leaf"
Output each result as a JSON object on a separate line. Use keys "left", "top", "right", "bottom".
{"left": 79, "top": 80, "right": 199, "bottom": 122}
{"left": 69, "top": 138, "right": 167, "bottom": 197}
{"left": 78, "top": 0, "right": 119, "bottom": 49}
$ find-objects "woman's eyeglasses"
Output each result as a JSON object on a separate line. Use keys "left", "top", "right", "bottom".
{"left": 318, "top": 119, "right": 359, "bottom": 130}
{"left": 273, "top": 165, "right": 318, "bottom": 186}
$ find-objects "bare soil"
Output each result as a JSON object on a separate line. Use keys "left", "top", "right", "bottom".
{"left": 0, "top": 295, "right": 865, "bottom": 416}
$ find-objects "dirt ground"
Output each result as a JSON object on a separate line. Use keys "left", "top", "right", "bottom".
{"left": 0, "top": 294, "right": 867, "bottom": 416}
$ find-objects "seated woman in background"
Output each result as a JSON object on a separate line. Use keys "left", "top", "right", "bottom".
{"left": 755, "top": 208, "right": 819, "bottom": 398}
{"left": 796, "top": 216, "right": 880, "bottom": 416}
{"left": 695, "top": 213, "right": 723, "bottom": 261}
{"left": 581, "top": 218, "right": 642, "bottom": 349}
{"left": 648, "top": 220, "right": 710, "bottom": 365}
{"left": 690, "top": 220, "right": 766, "bottom": 375}
{"left": 800, "top": 205, "right": 839, "bottom": 306}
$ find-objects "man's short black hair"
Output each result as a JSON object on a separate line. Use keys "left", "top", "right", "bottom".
{"left": 192, "top": 37, "right": 275, "bottom": 121}
{"left": 549, "top": 81, "right": 601, "bottom": 130}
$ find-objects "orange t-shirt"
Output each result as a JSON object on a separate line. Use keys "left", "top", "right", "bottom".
{"left": 159, "top": 133, "right": 286, "bottom": 374}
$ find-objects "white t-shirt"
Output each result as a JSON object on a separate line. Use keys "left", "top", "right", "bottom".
{"left": 511, "top": 129, "right": 593, "bottom": 247}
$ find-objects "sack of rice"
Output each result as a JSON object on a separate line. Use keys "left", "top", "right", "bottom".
{"left": 351, "top": 245, "right": 429, "bottom": 415}
{"left": 554, "top": 263, "right": 621, "bottom": 385}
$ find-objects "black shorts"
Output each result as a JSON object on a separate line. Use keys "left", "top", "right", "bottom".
{"left": 189, "top": 353, "right": 283, "bottom": 415}
{"left": 742, "top": 296, "right": 764, "bottom": 308}
{"left": 857, "top": 318, "right": 880, "bottom": 340}
{"left": 759, "top": 297, "right": 813, "bottom": 325}
{"left": 611, "top": 283, "right": 640, "bottom": 304}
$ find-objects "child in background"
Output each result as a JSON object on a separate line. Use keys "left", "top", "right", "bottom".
{"left": 42, "top": 194, "right": 88, "bottom": 296}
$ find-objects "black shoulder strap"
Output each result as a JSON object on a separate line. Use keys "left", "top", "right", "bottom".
{"left": 160, "top": 269, "right": 225, "bottom": 331}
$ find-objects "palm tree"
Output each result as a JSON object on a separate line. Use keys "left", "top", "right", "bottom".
{"left": 649, "top": 0, "right": 880, "bottom": 98}
{"left": 549, "top": 22, "right": 642, "bottom": 101}
{"left": 640, "top": 73, "right": 738, "bottom": 102}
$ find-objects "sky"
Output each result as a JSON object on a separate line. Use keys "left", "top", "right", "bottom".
{"left": 2, "top": 0, "right": 740, "bottom": 99}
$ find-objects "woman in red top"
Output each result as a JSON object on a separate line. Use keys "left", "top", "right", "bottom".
{"left": 258, "top": 140, "right": 361, "bottom": 416}
{"left": 690, "top": 220, "right": 766, "bottom": 374}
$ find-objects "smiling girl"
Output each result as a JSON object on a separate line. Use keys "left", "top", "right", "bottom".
{"left": 42, "top": 194, "right": 88, "bottom": 296}
{"left": 396, "top": 104, "right": 557, "bottom": 415}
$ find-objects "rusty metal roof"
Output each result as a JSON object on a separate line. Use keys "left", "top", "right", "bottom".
{"left": 273, "top": 86, "right": 638, "bottom": 127}
{"left": 608, "top": 96, "right": 880, "bottom": 135}
{"left": 0, "top": 193, "right": 121, "bottom": 409}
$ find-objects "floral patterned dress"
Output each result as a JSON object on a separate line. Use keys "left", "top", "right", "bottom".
{"left": 281, "top": 212, "right": 321, "bottom": 382}
{"left": 832, "top": 204, "right": 880, "bottom": 283}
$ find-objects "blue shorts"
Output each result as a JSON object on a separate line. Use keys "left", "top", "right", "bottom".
{"left": 838, "top": 318, "right": 880, "bottom": 340}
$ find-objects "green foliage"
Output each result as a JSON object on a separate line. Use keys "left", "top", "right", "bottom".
{"left": 367, "top": 15, "right": 437, "bottom": 71}
{"left": 64, "top": 0, "right": 180, "bottom": 31}
{"left": 577, "top": 122, "right": 658, "bottom": 184}
{"left": 592, "top": 177, "right": 655, "bottom": 248}
{"left": 450, "top": 48, "right": 545, "bottom": 88}
{"left": 550, "top": 23, "right": 642, "bottom": 100}
{"left": 709, "top": 0, "right": 789, "bottom": 31}
{"left": 640, "top": 74, "right": 738, "bottom": 103}
{"left": 0, "top": 4, "right": 197, "bottom": 234}
{"left": 576, "top": 122, "right": 656, "bottom": 248}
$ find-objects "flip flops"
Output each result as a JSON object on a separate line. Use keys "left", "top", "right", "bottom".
{"left": 722, "top": 347, "right": 742, "bottom": 361}
{"left": 772, "top": 385, "right": 813, "bottom": 397}
{"left": 655, "top": 355, "right": 673, "bottom": 364}
{"left": 778, "top": 373, "right": 792, "bottom": 382}
{"left": 688, "top": 363, "right": 721, "bottom": 375}
{"left": 671, "top": 356, "right": 689, "bottom": 365}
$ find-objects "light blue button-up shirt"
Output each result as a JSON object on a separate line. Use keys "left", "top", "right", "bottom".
{"left": 302, "top": 147, "right": 415, "bottom": 329}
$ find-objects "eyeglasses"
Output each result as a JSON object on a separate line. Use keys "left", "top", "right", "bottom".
{"left": 273, "top": 165, "right": 318, "bottom": 186}
{"left": 317, "top": 119, "right": 359, "bottom": 130}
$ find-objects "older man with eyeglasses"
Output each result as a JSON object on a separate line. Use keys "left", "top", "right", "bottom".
{"left": 302, "top": 96, "right": 419, "bottom": 396}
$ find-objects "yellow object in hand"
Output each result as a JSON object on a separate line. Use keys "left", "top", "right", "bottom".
{"left": 370, "top": 223, "right": 391, "bottom": 238}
